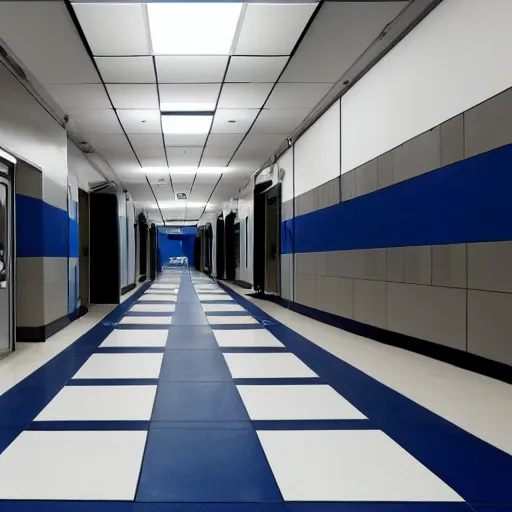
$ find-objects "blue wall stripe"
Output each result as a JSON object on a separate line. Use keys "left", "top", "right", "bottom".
{"left": 283, "top": 144, "right": 512, "bottom": 254}
{"left": 16, "top": 194, "right": 69, "bottom": 258}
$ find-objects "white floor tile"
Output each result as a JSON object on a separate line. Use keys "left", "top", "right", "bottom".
{"left": 73, "top": 353, "right": 163, "bottom": 379}
{"left": 35, "top": 385, "right": 157, "bottom": 421}
{"left": 202, "top": 304, "right": 246, "bottom": 312}
{"left": 208, "top": 315, "right": 258, "bottom": 325}
{"left": 198, "top": 294, "right": 231, "bottom": 301}
{"left": 257, "top": 430, "right": 462, "bottom": 502}
{"left": 224, "top": 353, "right": 317, "bottom": 379}
{"left": 100, "top": 330, "right": 168, "bottom": 348}
{"left": 0, "top": 430, "right": 147, "bottom": 500}
{"left": 151, "top": 284, "right": 179, "bottom": 290}
{"left": 140, "top": 294, "right": 176, "bottom": 301}
{"left": 118, "top": 316, "right": 172, "bottom": 325}
{"left": 214, "top": 329, "right": 284, "bottom": 348}
{"left": 237, "top": 385, "right": 366, "bottom": 420}
{"left": 131, "top": 303, "right": 175, "bottom": 313}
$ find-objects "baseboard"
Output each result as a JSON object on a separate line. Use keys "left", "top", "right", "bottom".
{"left": 17, "top": 306, "right": 89, "bottom": 343}
{"left": 256, "top": 294, "right": 512, "bottom": 385}
{"left": 121, "top": 283, "right": 137, "bottom": 295}
{"left": 138, "top": 275, "right": 147, "bottom": 283}
{"left": 230, "top": 279, "right": 252, "bottom": 289}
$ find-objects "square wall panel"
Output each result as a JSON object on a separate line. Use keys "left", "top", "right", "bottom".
{"left": 46, "top": 84, "right": 110, "bottom": 110}
{"left": 218, "top": 83, "right": 273, "bottom": 109}
{"left": 106, "top": 84, "right": 159, "bottom": 110}
{"left": 159, "top": 84, "right": 221, "bottom": 111}
{"left": 156, "top": 56, "right": 228, "bottom": 83}
{"left": 165, "top": 133, "right": 208, "bottom": 147}
{"left": 96, "top": 57, "right": 155, "bottom": 84}
{"left": 235, "top": 4, "right": 317, "bottom": 56}
{"left": 118, "top": 110, "right": 161, "bottom": 134}
{"left": 211, "top": 109, "right": 259, "bottom": 134}
{"left": 73, "top": 3, "right": 149, "bottom": 56}
{"left": 266, "top": 82, "right": 332, "bottom": 109}
{"left": 226, "top": 57, "right": 288, "bottom": 83}
{"left": 252, "top": 108, "right": 309, "bottom": 134}
{"left": 167, "top": 147, "right": 202, "bottom": 166}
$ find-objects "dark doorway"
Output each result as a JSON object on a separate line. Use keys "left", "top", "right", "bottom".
{"left": 253, "top": 182, "right": 281, "bottom": 294}
{"left": 149, "top": 224, "right": 157, "bottom": 280}
{"left": 138, "top": 213, "right": 148, "bottom": 281}
{"left": 216, "top": 215, "right": 225, "bottom": 279}
{"left": 78, "top": 188, "right": 89, "bottom": 310}
{"left": 224, "top": 212, "right": 236, "bottom": 280}
{"left": 90, "top": 193, "right": 120, "bottom": 304}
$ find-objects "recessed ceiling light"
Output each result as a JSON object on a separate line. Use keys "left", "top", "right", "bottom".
{"left": 147, "top": 3, "right": 242, "bottom": 55}
{"left": 161, "top": 114, "right": 213, "bottom": 135}
{"left": 161, "top": 103, "right": 216, "bottom": 113}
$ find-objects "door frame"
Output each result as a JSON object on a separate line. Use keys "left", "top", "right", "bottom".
{"left": 0, "top": 153, "right": 16, "bottom": 352}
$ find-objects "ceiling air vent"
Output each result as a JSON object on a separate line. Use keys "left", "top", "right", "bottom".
{"left": 176, "top": 192, "right": 187, "bottom": 200}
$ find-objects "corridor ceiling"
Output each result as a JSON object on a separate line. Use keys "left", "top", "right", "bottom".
{"left": 0, "top": 0, "right": 408, "bottom": 223}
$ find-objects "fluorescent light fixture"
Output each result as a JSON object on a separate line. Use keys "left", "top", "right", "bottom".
{"left": 158, "top": 201, "right": 206, "bottom": 209}
{"left": 147, "top": 3, "right": 243, "bottom": 55}
{"left": 160, "top": 103, "right": 216, "bottom": 112}
{"left": 162, "top": 114, "right": 213, "bottom": 135}
{"left": 142, "top": 167, "right": 230, "bottom": 175}
{"left": 0, "top": 148, "right": 16, "bottom": 164}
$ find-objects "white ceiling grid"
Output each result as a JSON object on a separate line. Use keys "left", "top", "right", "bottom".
{"left": 0, "top": 1, "right": 409, "bottom": 224}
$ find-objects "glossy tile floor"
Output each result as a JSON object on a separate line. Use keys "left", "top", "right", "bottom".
{"left": 0, "top": 268, "right": 511, "bottom": 511}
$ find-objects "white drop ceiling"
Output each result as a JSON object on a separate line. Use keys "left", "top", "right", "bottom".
{"left": 0, "top": 0, "right": 409, "bottom": 223}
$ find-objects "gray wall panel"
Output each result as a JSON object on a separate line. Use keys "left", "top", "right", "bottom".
{"left": 341, "top": 170, "right": 356, "bottom": 202}
{"left": 326, "top": 251, "right": 340, "bottom": 278}
{"left": 43, "top": 257, "right": 68, "bottom": 324}
{"left": 432, "top": 244, "right": 466, "bottom": 288}
{"left": 387, "top": 283, "right": 466, "bottom": 350}
{"left": 315, "top": 252, "right": 328, "bottom": 276}
{"left": 16, "top": 160, "right": 42, "bottom": 200}
{"left": 280, "top": 254, "right": 293, "bottom": 301}
{"left": 16, "top": 257, "right": 45, "bottom": 327}
{"left": 405, "top": 245, "right": 432, "bottom": 285}
{"left": 468, "top": 241, "right": 512, "bottom": 293}
{"left": 386, "top": 247, "right": 405, "bottom": 282}
{"left": 337, "top": 277, "right": 354, "bottom": 319}
{"left": 295, "top": 253, "right": 315, "bottom": 275}
{"left": 441, "top": 114, "right": 464, "bottom": 167}
{"left": 353, "top": 279, "right": 387, "bottom": 328}
{"left": 356, "top": 160, "right": 378, "bottom": 197}
{"left": 377, "top": 151, "right": 394, "bottom": 190}
{"left": 468, "top": 289, "right": 512, "bottom": 366}
{"left": 295, "top": 273, "right": 316, "bottom": 308}
{"left": 316, "top": 275, "right": 338, "bottom": 315}
{"left": 363, "top": 248, "right": 386, "bottom": 281}
{"left": 464, "top": 87, "right": 512, "bottom": 159}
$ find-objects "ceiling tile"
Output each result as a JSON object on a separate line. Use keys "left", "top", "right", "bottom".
{"left": 118, "top": 110, "right": 161, "bottom": 134}
{"left": 46, "top": 84, "right": 110, "bottom": 111}
{"left": 194, "top": 173, "right": 221, "bottom": 185}
{"left": 68, "top": 110, "right": 123, "bottom": 135}
{"left": 156, "top": 56, "right": 228, "bottom": 84}
{"left": 251, "top": 108, "right": 310, "bottom": 134}
{"left": 200, "top": 155, "right": 231, "bottom": 167}
{"left": 170, "top": 175, "right": 195, "bottom": 187}
{"left": 235, "top": 4, "right": 317, "bottom": 56}
{"left": 129, "top": 134, "right": 165, "bottom": 149}
{"left": 137, "top": 148, "right": 167, "bottom": 168}
{"left": 280, "top": 2, "right": 408, "bottom": 83}
{"left": 164, "top": 133, "right": 208, "bottom": 147}
{"left": 236, "top": 133, "right": 281, "bottom": 159}
{"left": 96, "top": 57, "right": 155, "bottom": 84}
{"left": 265, "top": 82, "right": 332, "bottom": 109}
{"left": 85, "top": 134, "right": 132, "bottom": 157}
{"left": 217, "top": 83, "right": 273, "bottom": 109}
{"left": 207, "top": 133, "right": 245, "bottom": 151}
{"left": 147, "top": 175, "right": 171, "bottom": 186}
{"left": 159, "top": 84, "right": 221, "bottom": 111}
{"left": 167, "top": 147, "right": 203, "bottom": 167}
{"left": 226, "top": 57, "right": 288, "bottom": 83}
{"left": 211, "top": 109, "right": 259, "bottom": 134}
{"left": 0, "top": 2, "right": 100, "bottom": 85}
{"left": 188, "top": 183, "right": 216, "bottom": 202}
{"left": 73, "top": 3, "right": 149, "bottom": 56}
{"left": 106, "top": 84, "right": 159, "bottom": 110}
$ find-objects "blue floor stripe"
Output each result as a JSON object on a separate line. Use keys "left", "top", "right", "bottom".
{"left": 125, "top": 311, "right": 174, "bottom": 317}
{"left": 221, "top": 347, "right": 288, "bottom": 353}
{"left": 211, "top": 324, "right": 265, "bottom": 330}
{"left": 232, "top": 377, "right": 326, "bottom": 385}
{"left": 96, "top": 347, "right": 166, "bottom": 354}
{"left": 206, "top": 311, "right": 252, "bottom": 316}
{"left": 218, "top": 282, "right": 512, "bottom": 505}
{"left": 27, "top": 420, "right": 150, "bottom": 430}
{"left": 116, "top": 324, "right": 172, "bottom": 330}
{"left": 251, "top": 419, "right": 374, "bottom": 430}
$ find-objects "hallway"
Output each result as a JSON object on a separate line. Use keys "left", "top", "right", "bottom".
{"left": 0, "top": 268, "right": 510, "bottom": 510}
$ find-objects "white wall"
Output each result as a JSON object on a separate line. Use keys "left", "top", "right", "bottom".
{"left": 341, "top": 0, "right": 512, "bottom": 173}
{"left": 279, "top": 148, "right": 294, "bottom": 203}
{"left": 294, "top": 100, "right": 340, "bottom": 196}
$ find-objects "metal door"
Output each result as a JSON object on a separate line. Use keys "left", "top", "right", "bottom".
{"left": 0, "top": 161, "right": 14, "bottom": 355}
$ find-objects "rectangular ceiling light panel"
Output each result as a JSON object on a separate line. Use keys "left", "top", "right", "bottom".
{"left": 161, "top": 115, "right": 213, "bottom": 135}
{"left": 148, "top": 3, "right": 243, "bottom": 55}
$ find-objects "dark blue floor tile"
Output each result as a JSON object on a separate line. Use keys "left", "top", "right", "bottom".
{"left": 150, "top": 421, "right": 251, "bottom": 430}
{"left": 0, "top": 502, "right": 133, "bottom": 511}
{"left": 152, "top": 382, "right": 249, "bottom": 422}
{"left": 136, "top": 428, "right": 282, "bottom": 502}
{"left": 470, "top": 507, "right": 512, "bottom": 512}
{"left": 170, "top": 311, "right": 208, "bottom": 326}
{"left": 134, "top": 504, "right": 287, "bottom": 512}
{"left": 159, "top": 350, "right": 232, "bottom": 382}
{"left": 286, "top": 505, "right": 472, "bottom": 512}
{"left": 166, "top": 326, "right": 218, "bottom": 350}
{"left": 0, "top": 428, "right": 20, "bottom": 454}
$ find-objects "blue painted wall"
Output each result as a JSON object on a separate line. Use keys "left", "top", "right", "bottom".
{"left": 282, "top": 144, "right": 512, "bottom": 254}
{"left": 157, "top": 227, "right": 196, "bottom": 270}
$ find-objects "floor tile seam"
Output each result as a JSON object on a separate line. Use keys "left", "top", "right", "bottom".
{"left": 216, "top": 282, "right": 512, "bottom": 504}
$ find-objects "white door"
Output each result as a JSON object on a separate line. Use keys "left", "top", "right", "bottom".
{"left": 0, "top": 162, "right": 13, "bottom": 354}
